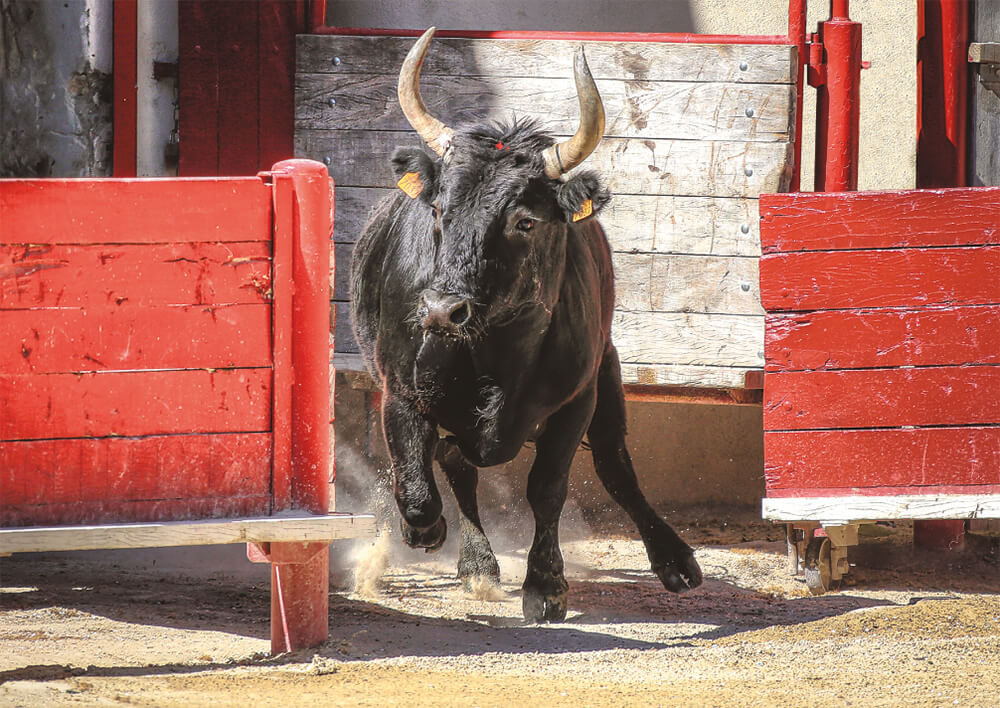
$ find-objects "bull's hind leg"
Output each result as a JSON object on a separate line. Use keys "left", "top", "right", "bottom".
{"left": 522, "top": 390, "right": 597, "bottom": 623}
{"left": 586, "top": 346, "right": 703, "bottom": 592}
{"left": 435, "top": 439, "right": 501, "bottom": 589}
{"left": 382, "top": 390, "right": 447, "bottom": 551}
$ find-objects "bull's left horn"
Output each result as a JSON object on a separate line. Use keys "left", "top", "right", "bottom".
{"left": 398, "top": 27, "right": 455, "bottom": 157}
{"left": 542, "top": 47, "right": 606, "bottom": 178}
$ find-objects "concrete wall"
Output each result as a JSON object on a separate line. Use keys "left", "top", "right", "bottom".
{"left": 0, "top": 0, "right": 113, "bottom": 177}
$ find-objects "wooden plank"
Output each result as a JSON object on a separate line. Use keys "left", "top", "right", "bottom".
{"left": 970, "top": 5, "right": 1000, "bottom": 187}
{"left": 333, "top": 301, "right": 356, "bottom": 353}
{"left": 759, "top": 188, "right": 1000, "bottom": 253}
{"left": 333, "top": 243, "right": 352, "bottom": 301}
{"left": 1, "top": 497, "right": 273, "bottom": 529}
{"left": 763, "top": 493, "right": 1000, "bottom": 521}
{"left": 612, "top": 311, "right": 763, "bottom": 368}
{"left": 258, "top": 0, "right": 301, "bottom": 168}
{"left": 0, "top": 179, "right": 272, "bottom": 244}
{"left": 765, "top": 306, "right": 1000, "bottom": 372}
{"left": 1, "top": 305, "right": 271, "bottom": 374}
{"left": 297, "top": 36, "right": 798, "bottom": 85}
{"left": 334, "top": 187, "right": 762, "bottom": 257}
{"left": 0, "top": 433, "right": 272, "bottom": 508}
{"left": 298, "top": 73, "right": 795, "bottom": 142}
{"left": 764, "top": 427, "right": 1000, "bottom": 491}
{"left": 613, "top": 253, "right": 762, "bottom": 315}
{"left": 0, "top": 369, "right": 271, "bottom": 441}
{"left": 764, "top": 367, "right": 1000, "bottom": 431}
{"left": 296, "top": 129, "right": 794, "bottom": 198}
{"left": 619, "top": 363, "right": 757, "bottom": 389}
{"left": 0, "top": 242, "right": 272, "bottom": 309}
{"left": 0, "top": 513, "right": 377, "bottom": 554}
{"left": 760, "top": 246, "right": 1000, "bottom": 312}
{"left": 178, "top": 0, "right": 221, "bottom": 175}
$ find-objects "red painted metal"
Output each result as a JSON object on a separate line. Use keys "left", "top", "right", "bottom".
{"left": 787, "top": 0, "right": 808, "bottom": 192}
{"left": 917, "top": 0, "right": 969, "bottom": 188}
{"left": 269, "top": 172, "right": 295, "bottom": 513}
{"left": 259, "top": 0, "right": 302, "bottom": 168}
{"left": 811, "top": 0, "right": 862, "bottom": 191}
{"left": 311, "top": 26, "right": 794, "bottom": 45}
{"left": 112, "top": 0, "right": 137, "bottom": 177}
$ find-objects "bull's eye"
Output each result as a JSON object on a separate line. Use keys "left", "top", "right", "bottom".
{"left": 516, "top": 218, "right": 534, "bottom": 232}
{"left": 431, "top": 206, "right": 439, "bottom": 219}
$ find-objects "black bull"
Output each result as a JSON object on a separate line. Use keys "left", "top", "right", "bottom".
{"left": 350, "top": 31, "right": 702, "bottom": 622}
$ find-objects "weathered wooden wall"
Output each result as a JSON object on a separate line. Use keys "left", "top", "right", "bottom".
{"left": 970, "top": 4, "right": 1000, "bottom": 187}
{"left": 295, "top": 36, "right": 797, "bottom": 388}
{"left": 760, "top": 187, "right": 1000, "bottom": 498}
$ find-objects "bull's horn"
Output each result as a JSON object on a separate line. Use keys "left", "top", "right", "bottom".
{"left": 542, "top": 47, "right": 606, "bottom": 178}
{"left": 398, "top": 27, "right": 454, "bottom": 157}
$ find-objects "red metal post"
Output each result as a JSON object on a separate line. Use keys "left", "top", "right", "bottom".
{"left": 252, "top": 159, "right": 334, "bottom": 654}
{"left": 787, "top": 0, "right": 808, "bottom": 192}
{"left": 112, "top": 0, "right": 137, "bottom": 176}
{"left": 812, "top": 0, "right": 862, "bottom": 192}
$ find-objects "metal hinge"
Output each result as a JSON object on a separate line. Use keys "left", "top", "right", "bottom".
{"left": 969, "top": 42, "right": 1000, "bottom": 99}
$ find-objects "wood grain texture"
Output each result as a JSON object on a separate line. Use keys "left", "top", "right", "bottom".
{"left": 760, "top": 246, "right": 1000, "bottom": 312}
{"left": 0, "top": 513, "right": 377, "bottom": 554}
{"left": 1, "top": 305, "right": 271, "bottom": 374}
{"left": 763, "top": 493, "right": 1000, "bottom": 521}
{"left": 0, "top": 243, "right": 271, "bottom": 309}
{"left": 298, "top": 73, "right": 794, "bottom": 142}
{"left": 297, "top": 129, "right": 794, "bottom": 199}
{"left": 970, "top": 4, "right": 1000, "bottom": 187}
{"left": 0, "top": 179, "right": 272, "bottom": 244}
{"left": 1, "top": 497, "right": 273, "bottom": 529}
{"left": 0, "top": 433, "right": 272, "bottom": 507}
{"left": 760, "top": 187, "right": 1000, "bottom": 253}
{"left": 613, "top": 253, "right": 762, "bottom": 315}
{"left": 612, "top": 311, "right": 763, "bottom": 368}
{"left": 618, "top": 362, "right": 756, "bottom": 388}
{"left": 764, "top": 427, "right": 1000, "bottom": 491}
{"left": 0, "top": 369, "right": 271, "bottom": 441}
{"left": 297, "top": 36, "right": 798, "bottom": 84}
{"left": 765, "top": 306, "right": 1000, "bottom": 372}
{"left": 764, "top": 366, "right": 1000, "bottom": 431}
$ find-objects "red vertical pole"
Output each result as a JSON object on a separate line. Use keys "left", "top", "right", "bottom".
{"left": 787, "top": 0, "right": 807, "bottom": 192}
{"left": 813, "top": 0, "right": 862, "bottom": 192}
{"left": 112, "top": 0, "right": 138, "bottom": 176}
{"left": 259, "top": 159, "right": 334, "bottom": 653}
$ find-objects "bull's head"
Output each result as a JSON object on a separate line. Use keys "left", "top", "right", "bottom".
{"left": 394, "top": 28, "right": 609, "bottom": 339}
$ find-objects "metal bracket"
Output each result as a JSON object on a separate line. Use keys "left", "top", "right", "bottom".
{"left": 969, "top": 42, "right": 1000, "bottom": 99}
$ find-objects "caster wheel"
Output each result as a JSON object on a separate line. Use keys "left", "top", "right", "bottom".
{"left": 804, "top": 536, "right": 840, "bottom": 595}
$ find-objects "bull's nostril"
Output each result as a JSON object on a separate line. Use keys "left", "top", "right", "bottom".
{"left": 449, "top": 301, "right": 471, "bottom": 326}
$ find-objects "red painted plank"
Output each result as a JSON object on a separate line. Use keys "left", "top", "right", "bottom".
{"left": 258, "top": 0, "right": 299, "bottom": 168}
{"left": 0, "top": 433, "right": 272, "bottom": 509}
{"left": 0, "top": 242, "right": 271, "bottom": 308}
{"left": 760, "top": 246, "right": 1000, "bottom": 312}
{"left": 759, "top": 187, "right": 1000, "bottom": 254}
{"left": 0, "top": 179, "right": 271, "bottom": 244}
{"left": 764, "top": 427, "right": 1000, "bottom": 491}
{"left": 765, "top": 306, "right": 1000, "bottom": 372}
{"left": 765, "top": 366, "right": 1000, "bottom": 431}
{"left": 270, "top": 173, "right": 294, "bottom": 511}
{"left": 178, "top": 0, "right": 221, "bottom": 175}
{"left": 0, "top": 369, "right": 271, "bottom": 441}
{"left": 113, "top": 0, "right": 138, "bottom": 177}
{"left": 315, "top": 26, "right": 794, "bottom": 45}
{"left": 218, "top": 5, "right": 261, "bottom": 174}
{"left": 765, "top": 484, "right": 1000, "bottom": 498}
{"left": 1, "top": 304, "right": 271, "bottom": 374}
{"left": 1, "top": 496, "right": 272, "bottom": 528}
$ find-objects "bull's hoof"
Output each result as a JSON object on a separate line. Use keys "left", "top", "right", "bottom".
{"left": 400, "top": 515, "right": 447, "bottom": 553}
{"left": 521, "top": 589, "right": 567, "bottom": 623}
{"left": 653, "top": 550, "right": 703, "bottom": 593}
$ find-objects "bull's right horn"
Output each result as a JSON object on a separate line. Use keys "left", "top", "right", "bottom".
{"left": 542, "top": 47, "right": 606, "bottom": 178}
{"left": 398, "top": 27, "right": 455, "bottom": 157}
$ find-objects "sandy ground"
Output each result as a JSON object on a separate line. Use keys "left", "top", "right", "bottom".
{"left": 2, "top": 511, "right": 999, "bottom": 707}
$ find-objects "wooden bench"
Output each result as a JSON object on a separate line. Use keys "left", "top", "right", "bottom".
{"left": 294, "top": 33, "right": 798, "bottom": 394}
{"left": 759, "top": 186, "right": 1000, "bottom": 593}
{"left": 0, "top": 159, "right": 375, "bottom": 652}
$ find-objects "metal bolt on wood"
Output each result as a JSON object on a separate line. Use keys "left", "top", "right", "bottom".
{"left": 328, "top": 98, "right": 336, "bottom": 106}
{"left": 745, "top": 107, "right": 755, "bottom": 117}
{"left": 744, "top": 167, "right": 754, "bottom": 176}
{"left": 333, "top": 56, "right": 342, "bottom": 66}
{"left": 739, "top": 61, "right": 749, "bottom": 71}
{"left": 741, "top": 223, "right": 750, "bottom": 234}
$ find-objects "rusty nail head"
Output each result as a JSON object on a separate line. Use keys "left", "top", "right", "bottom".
{"left": 739, "top": 61, "right": 749, "bottom": 71}
{"left": 745, "top": 107, "right": 755, "bottom": 118}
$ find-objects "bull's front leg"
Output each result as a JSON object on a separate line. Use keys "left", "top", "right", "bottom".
{"left": 522, "top": 389, "right": 597, "bottom": 623}
{"left": 382, "top": 390, "right": 447, "bottom": 551}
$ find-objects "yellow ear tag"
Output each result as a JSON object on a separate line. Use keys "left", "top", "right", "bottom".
{"left": 397, "top": 172, "right": 424, "bottom": 199}
{"left": 572, "top": 199, "right": 593, "bottom": 222}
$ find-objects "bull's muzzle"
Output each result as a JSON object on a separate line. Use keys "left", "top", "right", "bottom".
{"left": 420, "top": 289, "right": 472, "bottom": 334}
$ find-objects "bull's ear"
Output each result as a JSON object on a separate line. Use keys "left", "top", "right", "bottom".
{"left": 556, "top": 171, "right": 610, "bottom": 223}
{"left": 391, "top": 147, "right": 440, "bottom": 203}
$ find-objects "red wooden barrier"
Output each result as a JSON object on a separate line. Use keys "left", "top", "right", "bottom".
{"left": 0, "top": 160, "right": 372, "bottom": 652}
{"left": 760, "top": 186, "right": 1000, "bottom": 500}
